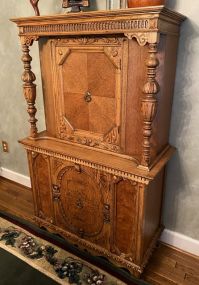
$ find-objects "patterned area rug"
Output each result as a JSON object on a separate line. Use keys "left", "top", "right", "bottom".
{"left": 0, "top": 217, "right": 128, "bottom": 285}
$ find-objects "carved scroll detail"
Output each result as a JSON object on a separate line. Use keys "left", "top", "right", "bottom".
{"left": 141, "top": 43, "right": 159, "bottom": 167}
{"left": 124, "top": 33, "right": 148, "bottom": 46}
{"left": 124, "top": 32, "right": 159, "bottom": 46}
{"left": 22, "top": 19, "right": 150, "bottom": 36}
{"left": 21, "top": 38, "right": 38, "bottom": 138}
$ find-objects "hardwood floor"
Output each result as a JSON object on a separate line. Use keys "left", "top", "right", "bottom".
{"left": 143, "top": 244, "right": 199, "bottom": 285}
{"left": 0, "top": 177, "right": 34, "bottom": 222}
{"left": 0, "top": 176, "right": 198, "bottom": 285}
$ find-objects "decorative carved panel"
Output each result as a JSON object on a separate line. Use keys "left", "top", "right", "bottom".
{"left": 53, "top": 164, "right": 108, "bottom": 240}
{"left": 50, "top": 37, "right": 123, "bottom": 153}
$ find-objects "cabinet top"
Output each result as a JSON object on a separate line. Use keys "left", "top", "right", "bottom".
{"left": 11, "top": 6, "right": 185, "bottom": 44}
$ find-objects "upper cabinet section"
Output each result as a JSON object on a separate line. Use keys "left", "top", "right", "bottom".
{"left": 11, "top": 7, "right": 185, "bottom": 170}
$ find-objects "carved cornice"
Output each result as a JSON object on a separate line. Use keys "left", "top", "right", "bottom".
{"left": 24, "top": 145, "right": 150, "bottom": 185}
{"left": 15, "top": 18, "right": 159, "bottom": 47}
{"left": 21, "top": 18, "right": 150, "bottom": 35}
{"left": 11, "top": 7, "right": 185, "bottom": 47}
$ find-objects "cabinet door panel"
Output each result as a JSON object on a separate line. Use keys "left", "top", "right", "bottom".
{"left": 51, "top": 37, "right": 123, "bottom": 153}
{"left": 52, "top": 162, "right": 111, "bottom": 249}
{"left": 61, "top": 50, "right": 117, "bottom": 134}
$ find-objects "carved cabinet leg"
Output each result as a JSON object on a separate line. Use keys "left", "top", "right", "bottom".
{"left": 21, "top": 38, "right": 38, "bottom": 138}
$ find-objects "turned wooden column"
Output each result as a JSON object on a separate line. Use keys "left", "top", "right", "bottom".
{"left": 141, "top": 43, "right": 159, "bottom": 168}
{"left": 21, "top": 37, "right": 38, "bottom": 138}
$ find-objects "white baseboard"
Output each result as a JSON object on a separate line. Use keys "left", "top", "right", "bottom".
{"left": 0, "top": 168, "right": 198, "bottom": 256}
{"left": 0, "top": 167, "right": 31, "bottom": 188}
{"left": 160, "top": 229, "right": 199, "bottom": 256}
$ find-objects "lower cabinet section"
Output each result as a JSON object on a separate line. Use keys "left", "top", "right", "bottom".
{"left": 28, "top": 151, "right": 164, "bottom": 277}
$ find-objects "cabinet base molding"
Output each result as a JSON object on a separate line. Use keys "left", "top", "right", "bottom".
{"left": 33, "top": 216, "right": 163, "bottom": 277}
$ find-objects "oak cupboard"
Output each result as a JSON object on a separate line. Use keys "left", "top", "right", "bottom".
{"left": 11, "top": 6, "right": 185, "bottom": 277}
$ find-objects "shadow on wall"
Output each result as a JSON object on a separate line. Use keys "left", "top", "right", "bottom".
{"left": 167, "top": 0, "right": 177, "bottom": 10}
{"left": 163, "top": 18, "right": 199, "bottom": 234}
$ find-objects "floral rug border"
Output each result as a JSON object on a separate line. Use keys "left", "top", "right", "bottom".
{"left": 0, "top": 217, "right": 125, "bottom": 285}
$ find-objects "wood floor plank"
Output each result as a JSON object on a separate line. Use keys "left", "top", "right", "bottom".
{"left": 143, "top": 270, "right": 178, "bottom": 285}
{"left": 146, "top": 263, "right": 186, "bottom": 284}
{"left": 155, "top": 244, "right": 199, "bottom": 269}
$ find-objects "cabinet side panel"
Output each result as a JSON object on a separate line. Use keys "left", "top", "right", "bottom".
{"left": 142, "top": 169, "right": 165, "bottom": 258}
{"left": 125, "top": 39, "right": 147, "bottom": 161}
{"left": 33, "top": 154, "right": 53, "bottom": 221}
{"left": 152, "top": 34, "right": 179, "bottom": 158}
{"left": 114, "top": 180, "right": 138, "bottom": 261}
{"left": 39, "top": 38, "right": 56, "bottom": 136}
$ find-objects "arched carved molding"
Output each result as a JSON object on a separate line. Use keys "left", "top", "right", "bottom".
{"left": 124, "top": 32, "right": 159, "bottom": 46}
{"left": 21, "top": 36, "right": 39, "bottom": 138}
{"left": 140, "top": 43, "right": 160, "bottom": 168}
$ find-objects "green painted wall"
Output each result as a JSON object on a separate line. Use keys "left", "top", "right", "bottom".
{"left": 0, "top": 0, "right": 198, "bottom": 240}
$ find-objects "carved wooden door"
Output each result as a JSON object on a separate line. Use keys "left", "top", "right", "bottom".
{"left": 51, "top": 37, "right": 124, "bottom": 153}
{"left": 51, "top": 159, "right": 112, "bottom": 250}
